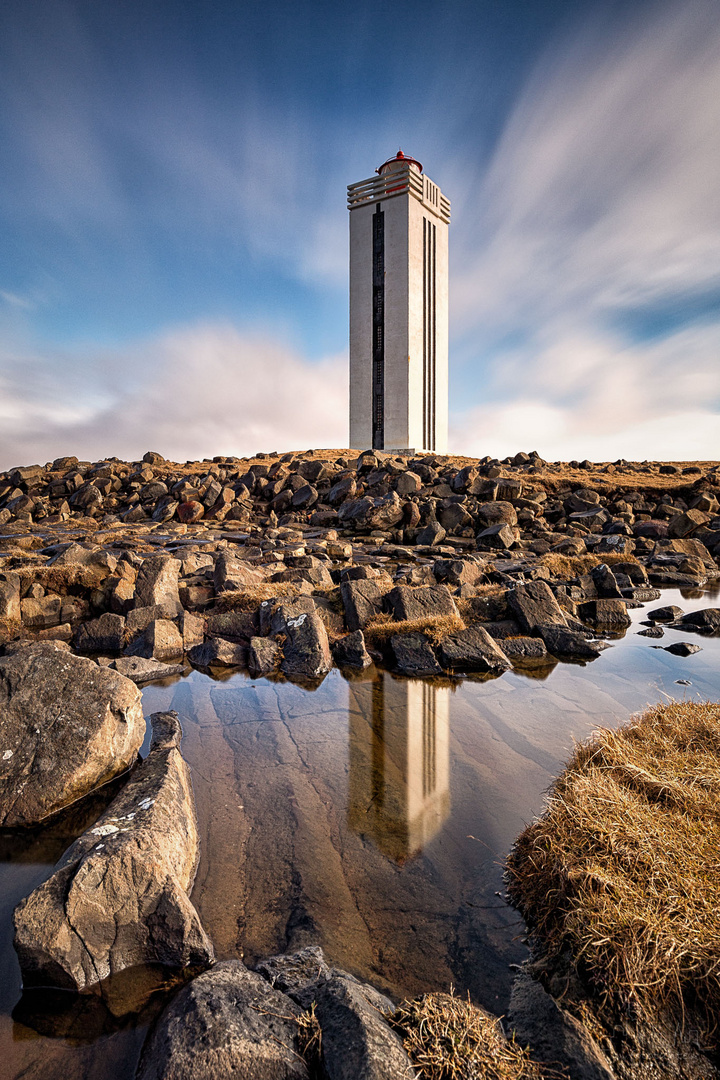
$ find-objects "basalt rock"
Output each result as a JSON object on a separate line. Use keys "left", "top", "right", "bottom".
{"left": 13, "top": 711, "right": 213, "bottom": 993}
{"left": 438, "top": 626, "right": 511, "bottom": 674}
{"left": 135, "top": 555, "right": 181, "bottom": 609}
{"left": 0, "top": 643, "right": 144, "bottom": 827}
{"left": 136, "top": 960, "right": 308, "bottom": 1080}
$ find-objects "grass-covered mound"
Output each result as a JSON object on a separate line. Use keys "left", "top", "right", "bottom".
{"left": 505, "top": 702, "right": 720, "bottom": 1032}
{"left": 389, "top": 990, "right": 550, "bottom": 1078}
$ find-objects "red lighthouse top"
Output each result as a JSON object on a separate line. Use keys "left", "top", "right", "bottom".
{"left": 376, "top": 148, "right": 423, "bottom": 175}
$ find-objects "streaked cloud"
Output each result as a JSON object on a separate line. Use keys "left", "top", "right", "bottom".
{"left": 448, "top": 0, "right": 720, "bottom": 458}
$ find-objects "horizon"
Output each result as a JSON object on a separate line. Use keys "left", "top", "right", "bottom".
{"left": 1, "top": 0, "right": 718, "bottom": 469}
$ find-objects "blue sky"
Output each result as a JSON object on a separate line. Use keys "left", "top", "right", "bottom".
{"left": 0, "top": 0, "right": 718, "bottom": 466}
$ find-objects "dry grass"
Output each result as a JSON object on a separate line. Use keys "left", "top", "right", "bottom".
{"left": 505, "top": 702, "right": 720, "bottom": 1032}
{"left": 295, "top": 1003, "right": 322, "bottom": 1071}
{"left": 363, "top": 611, "right": 466, "bottom": 647}
{"left": 389, "top": 990, "right": 552, "bottom": 1079}
{"left": 213, "top": 582, "right": 299, "bottom": 612}
{"left": 539, "top": 552, "right": 639, "bottom": 579}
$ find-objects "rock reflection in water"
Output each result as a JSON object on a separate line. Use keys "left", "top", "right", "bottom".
{"left": 348, "top": 673, "right": 450, "bottom": 862}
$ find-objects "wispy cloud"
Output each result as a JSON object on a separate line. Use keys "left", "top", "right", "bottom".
{"left": 0, "top": 325, "right": 347, "bottom": 470}
{"left": 448, "top": 0, "right": 720, "bottom": 459}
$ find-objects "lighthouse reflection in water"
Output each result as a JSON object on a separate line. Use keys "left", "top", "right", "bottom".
{"left": 348, "top": 673, "right": 450, "bottom": 862}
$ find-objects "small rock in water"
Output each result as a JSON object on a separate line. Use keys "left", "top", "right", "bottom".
{"left": 637, "top": 625, "right": 664, "bottom": 638}
{"left": 664, "top": 641, "right": 702, "bottom": 657}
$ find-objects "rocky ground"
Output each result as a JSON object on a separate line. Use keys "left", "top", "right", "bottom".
{"left": 1, "top": 446, "right": 720, "bottom": 1078}
{"left": 0, "top": 447, "right": 718, "bottom": 683}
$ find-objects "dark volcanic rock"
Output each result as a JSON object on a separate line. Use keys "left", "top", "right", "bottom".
{"left": 136, "top": 960, "right": 308, "bottom": 1080}
{"left": 577, "top": 599, "right": 631, "bottom": 630}
{"left": 647, "top": 604, "right": 684, "bottom": 622}
{"left": 663, "top": 641, "right": 702, "bottom": 656}
{"left": 332, "top": 629, "right": 372, "bottom": 669}
{"left": 0, "top": 643, "right": 144, "bottom": 827}
{"left": 135, "top": 555, "right": 181, "bottom": 608}
{"left": 508, "top": 581, "right": 567, "bottom": 634}
{"left": 113, "top": 656, "right": 185, "bottom": 683}
{"left": 248, "top": 636, "right": 280, "bottom": 677}
{"left": 672, "top": 608, "right": 720, "bottom": 634}
{"left": 501, "top": 636, "right": 550, "bottom": 661}
{"left": 438, "top": 626, "right": 511, "bottom": 674}
{"left": 14, "top": 711, "right": 213, "bottom": 992}
{"left": 539, "top": 625, "right": 610, "bottom": 661}
{"left": 275, "top": 600, "right": 332, "bottom": 680}
{"left": 508, "top": 966, "right": 615, "bottom": 1080}
{"left": 391, "top": 632, "right": 442, "bottom": 675}
{"left": 74, "top": 612, "right": 126, "bottom": 652}
{"left": 256, "top": 944, "right": 331, "bottom": 994}
{"left": 340, "top": 579, "right": 385, "bottom": 631}
{"left": 188, "top": 637, "right": 247, "bottom": 668}
{"left": 309, "top": 972, "right": 415, "bottom": 1080}
{"left": 386, "top": 583, "right": 459, "bottom": 622}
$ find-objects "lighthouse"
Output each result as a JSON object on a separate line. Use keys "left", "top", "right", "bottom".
{"left": 348, "top": 150, "right": 450, "bottom": 454}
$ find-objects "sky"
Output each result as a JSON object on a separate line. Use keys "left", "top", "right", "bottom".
{"left": 0, "top": 0, "right": 718, "bottom": 468}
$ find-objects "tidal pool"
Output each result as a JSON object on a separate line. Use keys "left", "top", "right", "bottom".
{"left": 2, "top": 585, "right": 719, "bottom": 1079}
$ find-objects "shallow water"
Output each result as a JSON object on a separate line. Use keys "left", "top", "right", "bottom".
{"left": 2, "top": 585, "right": 719, "bottom": 1079}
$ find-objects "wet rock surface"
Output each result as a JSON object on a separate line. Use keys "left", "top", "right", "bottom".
{"left": 13, "top": 711, "right": 213, "bottom": 993}
{"left": 0, "top": 642, "right": 144, "bottom": 827}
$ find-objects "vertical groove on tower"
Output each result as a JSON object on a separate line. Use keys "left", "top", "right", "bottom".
{"left": 372, "top": 204, "right": 385, "bottom": 450}
{"left": 422, "top": 217, "right": 437, "bottom": 451}
{"left": 423, "top": 217, "right": 427, "bottom": 449}
{"left": 431, "top": 221, "right": 436, "bottom": 452}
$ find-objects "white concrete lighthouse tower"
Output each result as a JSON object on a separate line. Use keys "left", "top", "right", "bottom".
{"left": 348, "top": 150, "right": 450, "bottom": 454}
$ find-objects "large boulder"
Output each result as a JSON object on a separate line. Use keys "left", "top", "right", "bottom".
{"left": 213, "top": 551, "right": 265, "bottom": 593}
{"left": 0, "top": 643, "right": 144, "bottom": 827}
{"left": 136, "top": 960, "right": 309, "bottom": 1080}
{"left": 340, "top": 579, "right": 385, "bottom": 631}
{"left": 74, "top": 612, "right": 126, "bottom": 652}
{"left": 438, "top": 626, "right": 511, "bottom": 674}
{"left": 135, "top": 555, "right": 181, "bottom": 608}
{"left": 14, "top": 711, "right": 213, "bottom": 992}
{"left": 274, "top": 600, "right": 332, "bottom": 681}
{"left": 386, "top": 584, "right": 458, "bottom": 622}
{"left": 508, "top": 581, "right": 567, "bottom": 634}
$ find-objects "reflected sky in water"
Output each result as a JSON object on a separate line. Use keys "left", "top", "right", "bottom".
{"left": 1, "top": 584, "right": 719, "bottom": 1079}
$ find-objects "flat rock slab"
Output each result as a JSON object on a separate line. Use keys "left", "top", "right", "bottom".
{"left": 539, "top": 625, "right": 611, "bottom": 661}
{"left": 113, "top": 656, "right": 185, "bottom": 683}
{"left": 508, "top": 581, "right": 567, "bottom": 634}
{"left": 14, "top": 711, "right": 213, "bottom": 993}
{"left": 0, "top": 642, "right": 145, "bottom": 827}
{"left": 501, "top": 635, "right": 549, "bottom": 660}
{"left": 438, "top": 625, "right": 511, "bottom": 674}
{"left": 136, "top": 960, "right": 309, "bottom": 1080}
{"left": 386, "top": 583, "right": 458, "bottom": 622}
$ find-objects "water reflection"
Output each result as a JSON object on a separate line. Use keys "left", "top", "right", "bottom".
{"left": 348, "top": 673, "right": 450, "bottom": 862}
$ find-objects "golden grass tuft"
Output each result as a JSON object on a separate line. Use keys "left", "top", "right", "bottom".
{"left": 389, "top": 990, "right": 551, "bottom": 1079}
{"left": 213, "top": 582, "right": 298, "bottom": 612}
{"left": 363, "top": 612, "right": 466, "bottom": 647}
{"left": 295, "top": 1003, "right": 322, "bottom": 1070}
{"left": 505, "top": 702, "right": 720, "bottom": 1031}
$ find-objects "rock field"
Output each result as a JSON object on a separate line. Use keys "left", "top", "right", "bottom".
{"left": 0, "top": 447, "right": 717, "bottom": 683}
